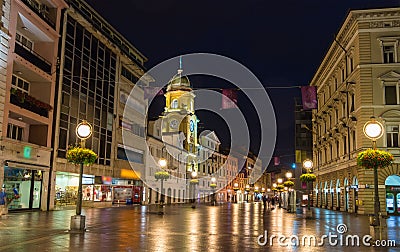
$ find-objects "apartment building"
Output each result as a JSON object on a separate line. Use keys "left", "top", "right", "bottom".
{"left": 0, "top": 0, "right": 67, "bottom": 212}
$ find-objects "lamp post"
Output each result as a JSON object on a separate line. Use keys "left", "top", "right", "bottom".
{"left": 191, "top": 170, "right": 197, "bottom": 208}
{"left": 286, "top": 171, "right": 295, "bottom": 212}
{"left": 277, "top": 178, "right": 283, "bottom": 208}
{"left": 70, "top": 120, "right": 92, "bottom": 232}
{"left": 210, "top": 176, "right": 216, "bottom": 205}
{"left": 233, "top": 182, "right": 239, "bottom": 203}
{"left": 363, "top": 117, "right": 384, "bottom": 229}
{"left": 245, "top": 184, "right": 250, "bottom": 202}
{"left": 302, "top": 159, "right": 313, "bottom": 210}
{"left": 158, "top": 158, "right": 167, "bottom": 205}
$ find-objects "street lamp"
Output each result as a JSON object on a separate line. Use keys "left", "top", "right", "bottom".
{"left": 158, "top": 158, "right": 167, "bottom": 204}
{"left": 71, "top": 120, "right": 92, "bottom": 232}
{"left": 191, "top": 170, "right": 197, "bottom": 208}
{"left": 233, "top": 182, "right": 239, "bottom": 203}
{"left": 286, "top": 171, "right": 295, "bottom": 212}
{"left": 303, "top": 159, "right": 313, "bottom": 172}
{"left": 277, "top": 179, "right": 283, "bottom": 208}
{"left": 363, "top": 117, "right": 384, "bottom": 228}
{"left": 210, "top": 176, "right": 217, "bottom": 205}
{"left": 302, "top": 159, "right": 314, "bottom": 210}
{"left": 245, "top": 184, "right": 251, "bottom": 202}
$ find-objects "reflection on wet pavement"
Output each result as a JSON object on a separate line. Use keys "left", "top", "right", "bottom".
{"left": 0, "top": 203, "right": 399, "bottom": 251}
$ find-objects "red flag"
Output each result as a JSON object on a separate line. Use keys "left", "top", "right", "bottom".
{"left": 301, "top": 86, "right": 317, "bottom": 110}
{"left": 274, "top": 156, "right": 280, "bottom": 166}
{"left": 221, "top": 89, "right": 238, "bottom": 109}
{"left": 144, "top": 87, "right": 164, "bottom": 100}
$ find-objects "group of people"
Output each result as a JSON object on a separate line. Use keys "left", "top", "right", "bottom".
{"left": 261, "top": 194, "right": 280, "bottom": 210}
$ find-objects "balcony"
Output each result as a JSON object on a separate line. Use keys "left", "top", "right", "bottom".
{"left": 10, "top": 88, "right": 52, "bottom": 118}
{"left": 14, "top": 43, "right": 51, "bottom": 73}
{"left": 21, "top": 0, "right": 55, "bottom": 28}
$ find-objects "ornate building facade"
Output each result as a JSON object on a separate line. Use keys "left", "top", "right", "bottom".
{"left": 310, "top": 7, "right": 400, "bottom": 215}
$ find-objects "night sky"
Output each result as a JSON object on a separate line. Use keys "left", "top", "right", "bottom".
{"left": 85, "top": 0, "right": 400, "bottom": 165}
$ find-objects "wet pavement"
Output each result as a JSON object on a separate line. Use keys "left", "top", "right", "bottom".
{"left": 0, "top": 203, "right": 399, "bottom": 251}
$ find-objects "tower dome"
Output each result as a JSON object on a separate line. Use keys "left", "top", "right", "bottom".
{"left": 167, "top": 69, "right": 192, "bottom": 91}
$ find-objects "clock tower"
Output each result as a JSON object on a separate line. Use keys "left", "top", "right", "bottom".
{"left": 161, "top": 68, "right": 198, "bottom": 171}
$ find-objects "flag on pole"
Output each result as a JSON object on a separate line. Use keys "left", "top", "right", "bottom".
{"left": 144, "top": 87, "right": 164, "bottom": 100}
{"left": 301, "top": 86, "right": 317, "bottom": 110}
{"left": 274, "top": 156, "right": 280, "bottom": 166}
{"left": 221, "top": 89, "right": 238, "bottom": 109}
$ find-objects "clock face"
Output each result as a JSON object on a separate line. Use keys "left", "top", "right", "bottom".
{"left": 190, "top": 120, "right": 194, "bottom": 132}
{"left": 170, "top": 119, "right": 179, "bottom": 129}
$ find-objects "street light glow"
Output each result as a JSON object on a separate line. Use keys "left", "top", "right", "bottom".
{"left": 303, "top": 159, "right": 313, "bottom": 169}
{"left": 363, "top": 119, "right": 384, "bottom": 140}
{"left": 76, "top": 120, "right": 92, "bottom": 140}
{"left": 277, "top": 178, "right": 283, "bottom": 184}
{"left": 158, "top": 158, "right": 167, "bottom": 168}
{"left": 286, "top": 172, "right": 293, "bottom": 179}
{"left": 191, "top": 171, "right": 197, "bottom": 178}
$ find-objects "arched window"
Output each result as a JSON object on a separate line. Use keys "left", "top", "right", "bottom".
{"left": 171, "top": 99, "right": 178, "bottom": 109}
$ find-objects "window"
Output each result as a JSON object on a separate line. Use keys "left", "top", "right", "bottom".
{"left": 387, "top": 125, "right": 399, "bottom": 147}
{"left": 171, "top": 99, "right": 178, "bottom": 109}
{"left": 383, "top": 45, "right": 395, "bottom": 63}
{"left": 117, "top": 145, "right": 144, "bottom": 164}
{"left": 11, "top": 75, "right": 30, "bottom": 94}
{"left": 7, "top": 123, "right": 24, "bottom": 141}
{"left": 385, "top": 85, "right": 399, "bottom": 105}
{"left": 15, "top": 32, "right": 33, "bottom": 50}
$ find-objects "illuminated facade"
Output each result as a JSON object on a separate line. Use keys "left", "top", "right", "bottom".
{"left": 310, "top": 7, "right": 400, "bottom": 215}
{"left": 50, "top": 0, "right": 148, "bottom": 209}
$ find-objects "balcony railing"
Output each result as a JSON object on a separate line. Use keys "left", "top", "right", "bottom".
{"left": 10, "top": 88, "right": 52, "bottom": 118}
{"left": 14, "top": 43, "right": 52, "bottom": 73}
{"left": 20, "top": 0, "right": 55, "bottom": 28}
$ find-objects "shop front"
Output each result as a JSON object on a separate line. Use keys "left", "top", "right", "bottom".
{"left": 3, "top": 165, "right": 43, "bottom": 211}
{"left": 112, "top": 178, "right": 143, "bottom": 205}
{"left": 385, "top": 175, "right": 400, "bottom": 215}
{"left": 55, "top": 172, "right": 113, "bottom": 208}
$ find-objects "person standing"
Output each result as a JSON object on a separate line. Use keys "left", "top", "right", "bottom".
{"left": 0, "top": 187, "right": 7, "bottom": 215}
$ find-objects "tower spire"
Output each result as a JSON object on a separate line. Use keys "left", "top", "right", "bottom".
{"left": 178, "top": 56, "right": 183, "bottom": 74}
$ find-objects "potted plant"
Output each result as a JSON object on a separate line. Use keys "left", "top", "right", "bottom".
{"left": 283, "top": 181, "right": 295, "bottom": 187}
{"left": 154, "top": 171, "right": 170, "bottom": 180}
{"left": 299, "top": 173, "right": 317, "bottom": 183}
{"left": 300, "top": 173, "right": 316, "bottom": 211}
{"left": 66, "top": 146, "right": 98, "bottom": 165}
{"left": 357, "top": 149, "right": 394, "bottom": 169}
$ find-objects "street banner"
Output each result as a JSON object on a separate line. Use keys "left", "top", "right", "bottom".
{"left": 296, "top": 150, "right": 301, "bottom": 163}
{"left": 274, "top": 156, "right": 280, "bottom": 166}
{"left": 301, "top": 86, "right": 317, "bottom": 110}
{"left": 221, "top": 89, "right": 238, "bottom": 109}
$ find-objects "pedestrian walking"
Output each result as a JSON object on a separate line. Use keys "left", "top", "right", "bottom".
{"left": 262, "top": 194, "right": 267, "bottom": 208}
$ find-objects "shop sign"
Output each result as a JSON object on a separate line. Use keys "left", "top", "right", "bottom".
{"left": 23, "top": 146, "right": 32, "bottom": 159}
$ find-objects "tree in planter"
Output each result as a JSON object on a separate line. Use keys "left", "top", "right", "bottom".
{"left": 300, "top": 173, "right": 316, "bottom": 210}
{"left": 357, "top": 149, "right": 394, "bottom": 226}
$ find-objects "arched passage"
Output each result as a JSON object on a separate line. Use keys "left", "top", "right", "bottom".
{"left": 385, "top": 175, "right": 400, "bottom": 215}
